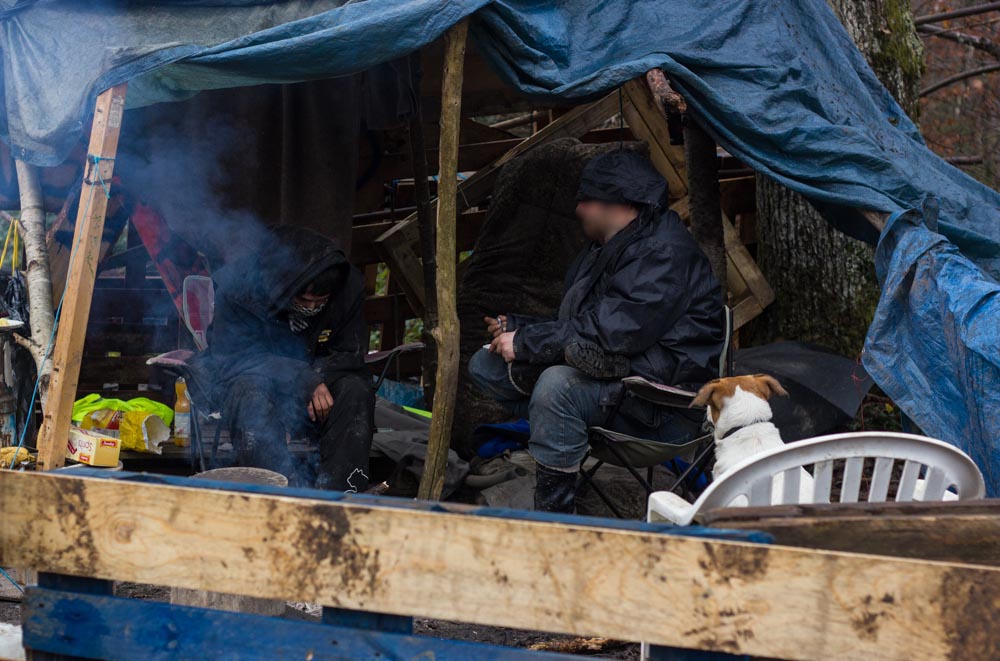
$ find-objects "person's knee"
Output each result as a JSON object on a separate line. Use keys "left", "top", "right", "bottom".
{"left": 529, "top": 365, "right": 583, "bottom": 413}
{"left": 330, "top": 373, "right": 374, "bottom": 408}
{"left": 467, "top": 348, "right": 497, "bottom": 389}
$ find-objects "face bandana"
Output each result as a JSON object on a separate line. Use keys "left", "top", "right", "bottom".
{"left": 288, "top": 301, "right": 326, "bottom": 333}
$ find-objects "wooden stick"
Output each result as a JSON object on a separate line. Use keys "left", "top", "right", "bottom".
{"left": 417, "top": 20, "right": 468, "bottom": 500}
{"left": 5, "top": 470, "right": 1000, "bottom": 660}
{"left": 34, "top": 84, "right": 127, "bottom": 471}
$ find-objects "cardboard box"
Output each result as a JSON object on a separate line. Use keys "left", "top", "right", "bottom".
{"left": 67, "top": 426, "right": 121, "bottom": 467}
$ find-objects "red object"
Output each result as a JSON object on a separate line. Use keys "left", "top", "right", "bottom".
{"left": 130, "top": 201, "right": 211, "bottom": 317}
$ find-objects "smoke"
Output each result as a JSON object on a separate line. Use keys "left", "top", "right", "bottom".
{"left": 118, "top": 103, "right": 273, "bottom": 268}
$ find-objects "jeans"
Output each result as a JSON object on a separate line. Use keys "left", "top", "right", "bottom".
{"left": 468, "top": 349, "right": 700, "bottom": 469}
{"left": 222, "top": 370, "right": 375, "bottom": 491}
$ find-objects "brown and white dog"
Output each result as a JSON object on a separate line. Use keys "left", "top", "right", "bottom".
{"left": 692, "top": 374, "right": 814, "bottom": 502}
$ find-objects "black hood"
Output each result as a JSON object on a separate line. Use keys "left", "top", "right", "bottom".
{"left": 261, "top": 225, "right": 350, "bottom": 316}
{"left": 216, "top": 225, "right": 350, "bottom": 319}
{"left": 576, "top": 150, "right": 668, "bottom": 209}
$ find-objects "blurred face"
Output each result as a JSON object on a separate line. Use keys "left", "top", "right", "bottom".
{"left": 575, "top": 199, "right": 638, "bottom": 243}
{"left": 292, "top": 290, "right": 330, "bottom": 310}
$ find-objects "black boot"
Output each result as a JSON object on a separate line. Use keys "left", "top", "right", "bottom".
{"left": 564, "top": 340, "right": 629, "bottom": 380}
{"left": 534, "top": 463, "right": 578, "bottom": 513}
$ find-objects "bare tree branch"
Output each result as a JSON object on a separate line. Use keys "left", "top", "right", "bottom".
{"left": 921, "top": 62, "right": 1000, "bottom": 96}
{"left": 918, "top": 24, "right": 1000, "bottom": 58}
{"left": 13, "top": 160, "right": 55, "bottom": 404}
{"left": 914, "top": 2, "right": 1000, "bottom": 26}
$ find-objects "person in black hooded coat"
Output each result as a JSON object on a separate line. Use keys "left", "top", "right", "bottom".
{"left": 468, "top": 150, "right": 724, "bottom": 512}
{"left": 194, "top": 225, "right": 374, "bottom": 491}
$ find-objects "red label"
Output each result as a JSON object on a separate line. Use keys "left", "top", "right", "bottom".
{"left": 100, "top": 440, "right": 117, "bottom": 448}
{"left": 79, "top": 453, "right": 90, "bottom": 462}
{"left": 67, "top": 440, "right": 77, "bottom": 454}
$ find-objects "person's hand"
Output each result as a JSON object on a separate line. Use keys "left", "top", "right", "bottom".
{"left": 308, "top": 383, "right": 334, "bottom": 422}
{"left": 490, "top": 331, "right": 517, "bottom": 362}
{"left": 484, "top": 315, "right": 508, "bottom": 339}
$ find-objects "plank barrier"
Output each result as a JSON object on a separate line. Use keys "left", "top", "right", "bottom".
{"left": 3, "top": 469, "right": 1000, "bottom": 660}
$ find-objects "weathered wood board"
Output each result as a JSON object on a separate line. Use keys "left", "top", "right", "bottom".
{"left": 3, "top": 470, "right": 1000, "bottom": 660}
{"left": 702, "top": 500, "right": 1000, "bottom": 566}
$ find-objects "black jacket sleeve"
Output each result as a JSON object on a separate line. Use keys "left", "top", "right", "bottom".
{"left": 513, "top": 239, "right": 692, "bottom": 363}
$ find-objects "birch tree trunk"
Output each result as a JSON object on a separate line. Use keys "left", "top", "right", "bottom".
{"left": 14, "top": 160, "right": 55, "bottom": 402}
{"left": 752, "top": 0, "right": 923, "bottom": 357}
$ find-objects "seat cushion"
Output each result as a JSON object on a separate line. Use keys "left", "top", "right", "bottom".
{"left": 588, "top": 426, "right": 709, "bottom": 467}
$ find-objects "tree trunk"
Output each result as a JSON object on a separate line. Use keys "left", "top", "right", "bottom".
{"left": 752, "top": 0, "right": 923, "bottom": 357}
{"left": 14, "top": 160, "right": 54, "bottom": 402}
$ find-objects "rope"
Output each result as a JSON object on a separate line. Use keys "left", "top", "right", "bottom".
{"left": 0, "top": 567, "right": 22, "bottom": 594}
{"left": 0, "top": 219, "right": 14, "bottom": 272}
{"left": 7, "top": 150, "right": 113, "bottom": 469}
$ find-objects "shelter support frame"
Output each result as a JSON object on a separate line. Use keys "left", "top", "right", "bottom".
{"left": 417, "top": 19, "right": 468, "bottom": 500}
{"left": 35, "top": 84, "right": 128, "bottom": 471}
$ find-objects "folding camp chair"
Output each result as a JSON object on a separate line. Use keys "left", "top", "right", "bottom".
{"left": 149, "top": 275, "right": 424, "bottom": 472}
{"left": 576, "top": 306, "right": 734, "bottom": 518}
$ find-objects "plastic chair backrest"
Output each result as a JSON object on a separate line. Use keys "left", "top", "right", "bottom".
{"left": 693, "top": 431, "right": 985, "bottom": 513}
{"left": 182, "top": 275, "right": 215, "bottom": 351}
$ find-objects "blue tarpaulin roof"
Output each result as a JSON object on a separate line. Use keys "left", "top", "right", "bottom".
{"left": 2, "top": 0, "right": 999, "bottom": 492}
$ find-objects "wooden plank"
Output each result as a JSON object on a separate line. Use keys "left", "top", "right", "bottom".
{"left": 702, "top": 501, "right": 1000, "bottom": 566}
{"left": 722, "top": 212, "right": 774, "bottom": 308}
{"left": 375, "top": 91, "right": 620, "bottom": 312}
{"left": 36, "top": 84, "right": 127, "bottom": 472}
{"left": 23, "top": 588, "right": 578, "bottom": 661}
{"left": 4, "top": 470, "right": 1000, "bottom": 660}
{"left": 621, "top": 78, "right": 688, "bottom": 199}
{"left": 418, "top": 19, "right": 467, "bottom": 501}
{"left": 351, "top": 210, "right": 486, "bottom": 266}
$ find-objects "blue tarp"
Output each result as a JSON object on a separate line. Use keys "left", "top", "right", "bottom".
{"left": 2, "top": 0, "right": 999, "bottom": 491}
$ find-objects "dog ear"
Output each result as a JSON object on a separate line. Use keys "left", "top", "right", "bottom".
{"left": 753, "top": 374, "right": 788, "bottom": 399}
{"left": 691, "top": 380, "right": 720, "bottom": 408}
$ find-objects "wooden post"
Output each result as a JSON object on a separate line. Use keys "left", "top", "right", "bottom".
{"left": 35, "top": 84, "right": 127, "bottom": 471}
{"left": 406, "top": 53, "right": 440, "bottom": 407}
{"left": 417, "top": 21, "right": 467, "bottom": 500}
{"left": 684, "top": 116, "right": 727, "bottom": 294}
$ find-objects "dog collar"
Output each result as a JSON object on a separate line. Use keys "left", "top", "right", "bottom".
{"left": 718, "top": 420, "right": 770, "bottom": 440}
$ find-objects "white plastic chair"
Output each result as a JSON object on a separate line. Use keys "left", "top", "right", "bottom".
{"left": 647, "top": 431, "right": 986, "bottom": 526}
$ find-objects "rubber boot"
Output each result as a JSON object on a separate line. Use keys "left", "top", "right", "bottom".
{"left": 534, "top": 463, "right": 578, "bottom": 513}
{"left": 564, "top": 340, "right": 629, "bottom": 380}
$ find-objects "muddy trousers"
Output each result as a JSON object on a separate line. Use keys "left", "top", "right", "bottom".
{"left": 222, "top": 371, "right": 375, "bottom": 492}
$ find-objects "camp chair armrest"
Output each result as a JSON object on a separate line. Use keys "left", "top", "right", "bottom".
{"left": 621, "top": 376, "right": 701, "bottom": 409}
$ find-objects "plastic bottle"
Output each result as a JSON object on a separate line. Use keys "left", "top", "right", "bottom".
{"left": 173, "top": 377, "right": 191, "bottom": 447}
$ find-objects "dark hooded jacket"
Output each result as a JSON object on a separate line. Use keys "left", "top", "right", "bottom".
{"left": 509, "top": 151, "right": 724, "bottom": 396}
{"left": 196, "top": 226, "right": 368, "bottom": 405}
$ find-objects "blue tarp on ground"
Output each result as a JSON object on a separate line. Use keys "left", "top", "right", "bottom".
{"left": 2, "top": 0, "right": 999, "bottom": 491}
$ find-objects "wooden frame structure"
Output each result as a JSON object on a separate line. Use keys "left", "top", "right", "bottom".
{"left": 8, "top": 27, "right": 922, "bottom": 661}
{"left": 5, "top": 469, "right": 1000, "bottom": 660}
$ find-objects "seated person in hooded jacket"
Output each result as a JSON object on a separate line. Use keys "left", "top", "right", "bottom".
{"left": 197, "top": 225, "right": 374, "bottom": 491}
{"left": 468, "top": 150, "right": 725, "bottom": 513}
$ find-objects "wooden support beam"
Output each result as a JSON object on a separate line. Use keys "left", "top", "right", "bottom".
{"left": 417, "top": 19, "right": 467, "bottom": 501}
{"left": 620, "top": 78, "right": 688, "bottom": 199}
{"left": 702, "top": 500, "right": 1000, "bottom": 566}
{"left": 5, "top": 470, "right": 1000, "bottom": 660}
{"left": 375, "top": 91, "right": 621, "bottom": 313}
{"left": 683, "top": 117, "right": 727, "bottom": 293}
{"left": 35, "top": 84, "right": 127, "bottom": 471}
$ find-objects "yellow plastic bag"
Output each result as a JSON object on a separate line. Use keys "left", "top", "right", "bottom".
{"left": 72, "top": 394, "right": 174, "bottom": 453}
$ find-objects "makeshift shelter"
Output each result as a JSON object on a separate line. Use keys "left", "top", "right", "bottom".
{"left": 1, "top": 0, "right": 999, "bottom": 494}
